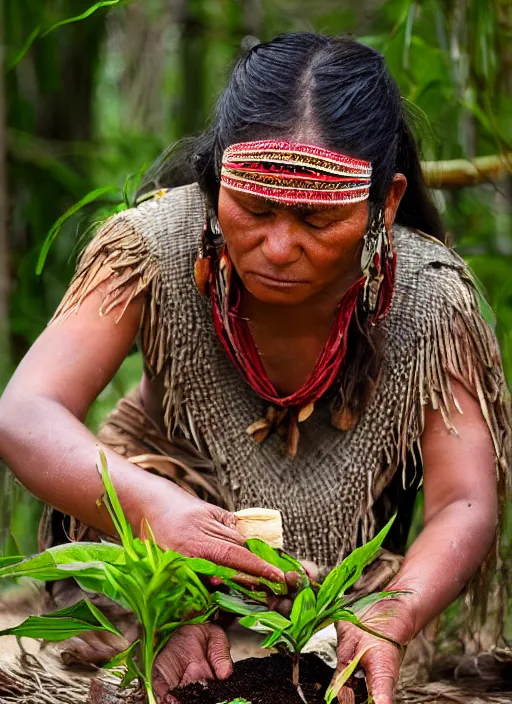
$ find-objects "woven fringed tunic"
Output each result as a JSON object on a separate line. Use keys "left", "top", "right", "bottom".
{"left": 47, "top": 183, "right": 510, "bottom": 575}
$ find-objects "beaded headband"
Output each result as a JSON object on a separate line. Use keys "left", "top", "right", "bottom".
{"left": 220, "top": 140, "right": 372, "bottom": 205}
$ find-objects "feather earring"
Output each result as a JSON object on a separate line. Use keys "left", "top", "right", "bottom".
{"left": 361, "top": 205, "right": 396, "bottom": 323}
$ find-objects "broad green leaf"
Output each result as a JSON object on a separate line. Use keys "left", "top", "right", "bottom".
{"left": 325, "top": 644, "right": 372, "bottom": 704}
{"left": 0, "top": 542, "right": 124, "bottom": 581}
{"left": 316, "top": 516, "right": 395, "bottom": 613}
{"left": 259, "top": 577, "right": 288, "bottom": 596}
{"left": 260, "top": 629, "right": 291, "bottom": 649}
{"left": 239, "top": 611, "right": 291, "bottom": 632}
{"left": 222, "top": 579, "right": 268, "bottom": 603}
{"left": 185, "top": 557, "right": 237, "bottom": 580}
{"left": 245, "top": 539, "right": 306, "bottom": 577}
{"left": 212, "top": 592, "right": 267, "bottom": 617}
{"left": 36, "top": 187, "right": 120, "bottom": 274}
{"left": 289, "top": 586, "right": 316, "bottom": 641}
{"left": 0, "top": 556, "right": 24, "bottom": 568}
{"left": 0, "top": 599, "right": 121, "bottom": 642}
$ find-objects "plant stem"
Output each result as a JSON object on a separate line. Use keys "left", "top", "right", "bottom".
{"left": 292, "top": 654, "right": 308, "bottom": 703}
{"left": 292, "top": 654, "right": 300, "bottom": 688}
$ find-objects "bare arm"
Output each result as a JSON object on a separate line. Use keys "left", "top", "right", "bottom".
{"left": 0, "top": 286, "right": 164, "bottom": 536}
{"left": 337, "top": 381, "right": 498, "bottom": 704}
{"left": 0, "top": 282, "right": 283, "bottom": 580}
{"left": 386, "top": 379, "right": 498, "bottom": 641}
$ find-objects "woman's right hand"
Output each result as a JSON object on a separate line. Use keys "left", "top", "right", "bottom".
{"left": 144, "top": 487, "right": 285, "bottom": 582}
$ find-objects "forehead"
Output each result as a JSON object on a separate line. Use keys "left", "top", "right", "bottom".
{"left": 227, "top": 188, "right": 355, "bottom": 216}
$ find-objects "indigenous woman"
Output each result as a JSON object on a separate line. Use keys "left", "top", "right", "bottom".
{"left": 0, "top": 33, "right": 509, "bottom": 704}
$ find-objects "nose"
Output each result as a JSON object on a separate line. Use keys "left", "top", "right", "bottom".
{"left": 260, "top": 213, "right": 302, "bottom": 267}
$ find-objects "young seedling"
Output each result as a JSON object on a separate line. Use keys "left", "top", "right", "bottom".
{"left": 0, "top": 449, "right": 242, "bottom": 704}
{"left": 216, "top": 516, "right": 405, "bottom": 704}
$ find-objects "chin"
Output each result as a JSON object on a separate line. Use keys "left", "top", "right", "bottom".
{"left": 243, "top": 278, "right": 312, "bottom": 306}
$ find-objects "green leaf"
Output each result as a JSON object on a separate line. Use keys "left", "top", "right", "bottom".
{"left": 0, "top": 542, "right": 124, "bottom": 582}
{"left": 41, "top": 1, "right": 125, "bottom": 36}
{"left": 212, "top": 592, "right": 267, "bottom": 617}
{"left": 326, "top": 609, "right": 402, "bottom": 649}
{"left": 96, "top": 449, "right": 137, "bottom": 559}
{"left": 6, "top": 27, "right": 41, "bottom": 71}
{"left": 245, "top": 539, "right": 306, "bottom": 576}
{"left": 123, "top": 165, "right": 147, "bottom": 208}
{"left": 0, "top": 599, "right": 121, "bottom": 642}
{"left": 239, "top": 611, "right": 291, "bottom": 632}
{"left": 184, "top": 557, "right": 237, "bottom": 580}
{"left": 289, "top": 586, "right": 316, "bottom": 641}
{"left": 0, "top": 555, "right": 24, "bottom": 568}
{"left": 325, "top": 645, "right": 371, "bottom": 704}
{"left": 345, "top": 590, "right": 409, "bottom": 616}
{"left": 104, "top": 639, "right": 140, "bottom": 670}
{"left": 36, "top": 186, "right": 120, "bottom": 274}
{"left": 316, "top": 516, "right": 395, "bottom": 613}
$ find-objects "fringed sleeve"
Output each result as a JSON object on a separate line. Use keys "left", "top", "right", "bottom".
{"left": 50, "top": 199, "right": 177, "bottom": 392}
{"left": 51, "top": 211, "right": 159, "bottom": 325}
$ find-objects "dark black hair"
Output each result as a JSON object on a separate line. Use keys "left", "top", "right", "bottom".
{"left": 145, "top": 32, "right": 445, "bottom": 241}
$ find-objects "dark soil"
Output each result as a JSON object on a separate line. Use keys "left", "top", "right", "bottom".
{"left": 172, "top": 654, "right": 368, "bottom": 704}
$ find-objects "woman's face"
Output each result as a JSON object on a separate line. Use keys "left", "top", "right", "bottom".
{"left": 217, "top": 172, "right": 407, "bottom": 307}
{"left": 217, "top": 187, "right": 365, "bottom": 306}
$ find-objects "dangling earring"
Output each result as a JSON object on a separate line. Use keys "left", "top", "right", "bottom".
{"left": 360, "top": 204, "right": 396, "bottom": 324}
{"left": 194, "top": 209, "right": 224, "bottom": 297}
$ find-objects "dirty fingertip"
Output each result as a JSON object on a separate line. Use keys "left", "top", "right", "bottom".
{"left": 284, "top": 570, "right": 301, "bottom": 588}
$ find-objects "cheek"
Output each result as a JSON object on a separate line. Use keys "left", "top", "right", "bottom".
{"left": 306, "top": 223, "right": 365, "bottom": 273}
{"left": 217, "top": 206, "right": 259, "bottom": 258}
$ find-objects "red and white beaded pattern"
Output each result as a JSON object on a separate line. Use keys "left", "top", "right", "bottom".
{"left": 221, "top": 140, "right": 372, "bottom": 205}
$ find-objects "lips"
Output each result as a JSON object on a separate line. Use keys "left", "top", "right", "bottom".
{"left": 250, "top": 271, "right": 308, "bottom": 285}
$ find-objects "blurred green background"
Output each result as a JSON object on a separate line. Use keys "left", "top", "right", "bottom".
{"left": 0, "top": 0, "right": 511, "bottom": 582}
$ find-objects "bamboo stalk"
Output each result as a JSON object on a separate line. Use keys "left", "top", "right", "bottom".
{"left": 422, "top": 153, "right": 512, "bottom": 189}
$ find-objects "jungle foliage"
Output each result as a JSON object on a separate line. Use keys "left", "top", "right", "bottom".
{"left": 0, "top": 0, "right": 511, "bottom": 589}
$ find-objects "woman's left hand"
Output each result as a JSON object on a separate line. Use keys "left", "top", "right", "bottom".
{"left": 335, "top": 605, "right": 412, "bottom": 704}
{"left": 152, "top": 624, "right": 233, "bottom": 703}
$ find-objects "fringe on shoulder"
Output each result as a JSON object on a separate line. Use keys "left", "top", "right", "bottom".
{"left": 51, "top": 212, "right": 158, "bottom": 324}
{"left": 394, "top": 260, "right": 511, "bottom": 641}
{"left": 50, "top": 210, "right": 174, "bottom": 387}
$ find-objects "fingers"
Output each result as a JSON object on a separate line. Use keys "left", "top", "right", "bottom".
{"left": 203, "top": 507, "right": 286, "bottom": 582}
{"left": 207, "top": 538, "right": 285, "bottom": 582}
{"left": 60, "top": 631, "right": 128, "bottom": 667}
{"left": 337, "top": 687, "right": 356, "bottom": 704}
{"left": 180, "top": 660, "right": 214, "bottom": 687}
{"left": 362, "top": 644, "right": 400, "bottom": 704}
{"left": 153, "top": 669, "right": 180, "bottom": 703}
{"left": 207, "top": 625, "right": 233, "bottom": 680}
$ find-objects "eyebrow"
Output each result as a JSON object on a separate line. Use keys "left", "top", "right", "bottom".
{"left": 237, "top": 193, "right": 346, "bottom": 216}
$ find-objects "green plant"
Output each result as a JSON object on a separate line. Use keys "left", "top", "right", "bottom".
{"left": 0, "top": 450, "right": 243, "bottom": 704}
{"left": 0, "top": 451, "right": 404, "bottom": 704}
{"left": 219, "top": 517, "right": 405, "bottom": 704}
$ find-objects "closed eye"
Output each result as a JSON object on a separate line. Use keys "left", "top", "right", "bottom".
{"left": 244, "top": 205, "right": 272, "bottom": 218}
{"left": 302, "top": 217, "right": 334, "bottom": 230}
